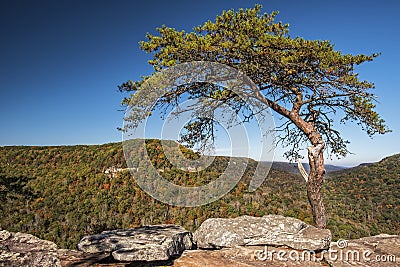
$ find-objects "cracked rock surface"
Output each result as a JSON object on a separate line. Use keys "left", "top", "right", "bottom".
{"left": 0, "top": 230, "right": 60, "bottom": 267}
{"left": 77, "top": 224, "right": 193, "bottom": 261}
{"left": 193, "top": 215, "right": 331, "bottom": 251}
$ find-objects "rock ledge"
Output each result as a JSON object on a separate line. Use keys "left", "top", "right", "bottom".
{"left": 77, "top": 224, "right": 193, "bottom": 261}
{"left": 193, "top": 215, "right": 331, "bottom": 251}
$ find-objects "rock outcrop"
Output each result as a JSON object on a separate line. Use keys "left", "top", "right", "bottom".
{"left": 0, "top": 229, "right": 60, "bottom": 267}
{"left": 2, "top": 217, "right": 398, "bottom": 267}
{"left": 176, "top": 234, "right": 400, "bottom": 267}
{"left": 174, "top": 245, "right": 326, "bottom": 267}
{"left": 327, "top": 234, "right": 399, "bottom": 266}
{"left": 0, "top": 229, "right": 109, "bottom": 267}
{"left": 77, "top": 224, "right": 193, "bottom": 261}
{"left": 193, "top": 215, "right": 331, "bottom": 251}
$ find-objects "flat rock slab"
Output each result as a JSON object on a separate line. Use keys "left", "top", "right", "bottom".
{"left": 0, "top": 230, "right": 60, "bottom": 267}
{"left": 174, "top": 246, "right": 326, "bottom": 267}
{"left": 326, "top": 234, "right": 400, "bottom": 266}
{"left": 193, "top": 215, "right": 331, "bottom": 251}
{"left": 77, "top": 225, "right": 193, "bottom": 262}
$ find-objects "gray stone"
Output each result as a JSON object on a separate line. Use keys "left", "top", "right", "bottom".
{"left": 193, "top": 215, "right": 331, "bottom": 251}
{"left": 175, "top": 235, "right": 400, "bottom": 267}
{"left": 77, "top": 224, "right": 193, "bottom": 261}
{"left": 174, "top": 246, "right": 326, "bottom": 267}
{"left": 0, "top": 230, "right": 60, "bottom": 267}
{"left": 326, "top": 234, "right": 400, "bottom": 266}
{"left": 0, "top": 231, "right": 11, "bottom": 242}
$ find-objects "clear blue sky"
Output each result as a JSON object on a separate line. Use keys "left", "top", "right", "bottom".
{"left": 0, "top": 0, "right": 399, "bottom": 166}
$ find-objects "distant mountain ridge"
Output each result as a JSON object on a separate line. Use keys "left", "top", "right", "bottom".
{"left": 268, "top": 161, "right": 346, "bottom": 175}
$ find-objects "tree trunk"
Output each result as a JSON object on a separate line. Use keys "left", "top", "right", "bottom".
{"left": 306, "top": 141, "right": 327, "bottom": 228}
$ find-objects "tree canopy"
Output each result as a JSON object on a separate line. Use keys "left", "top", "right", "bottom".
{"left": 119, "top": 5, "right": 390, "bottom": 228}
{"left": 119, "top": 4, "right": 389, "bottom": 160}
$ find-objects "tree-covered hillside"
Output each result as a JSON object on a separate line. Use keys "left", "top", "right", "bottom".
{"left": 0, "top": 141, "right": 398, "bottom": 249}
{"left": 325, "top": 154, "right": 400, "bottom": 238}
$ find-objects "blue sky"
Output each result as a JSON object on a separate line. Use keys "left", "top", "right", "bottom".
{"left": 0, "top": 0, "right": 399, "bottom": 166}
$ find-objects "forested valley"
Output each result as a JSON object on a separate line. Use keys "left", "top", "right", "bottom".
{"left": 0, "top": 140, "right": 398, "bottom": 249}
